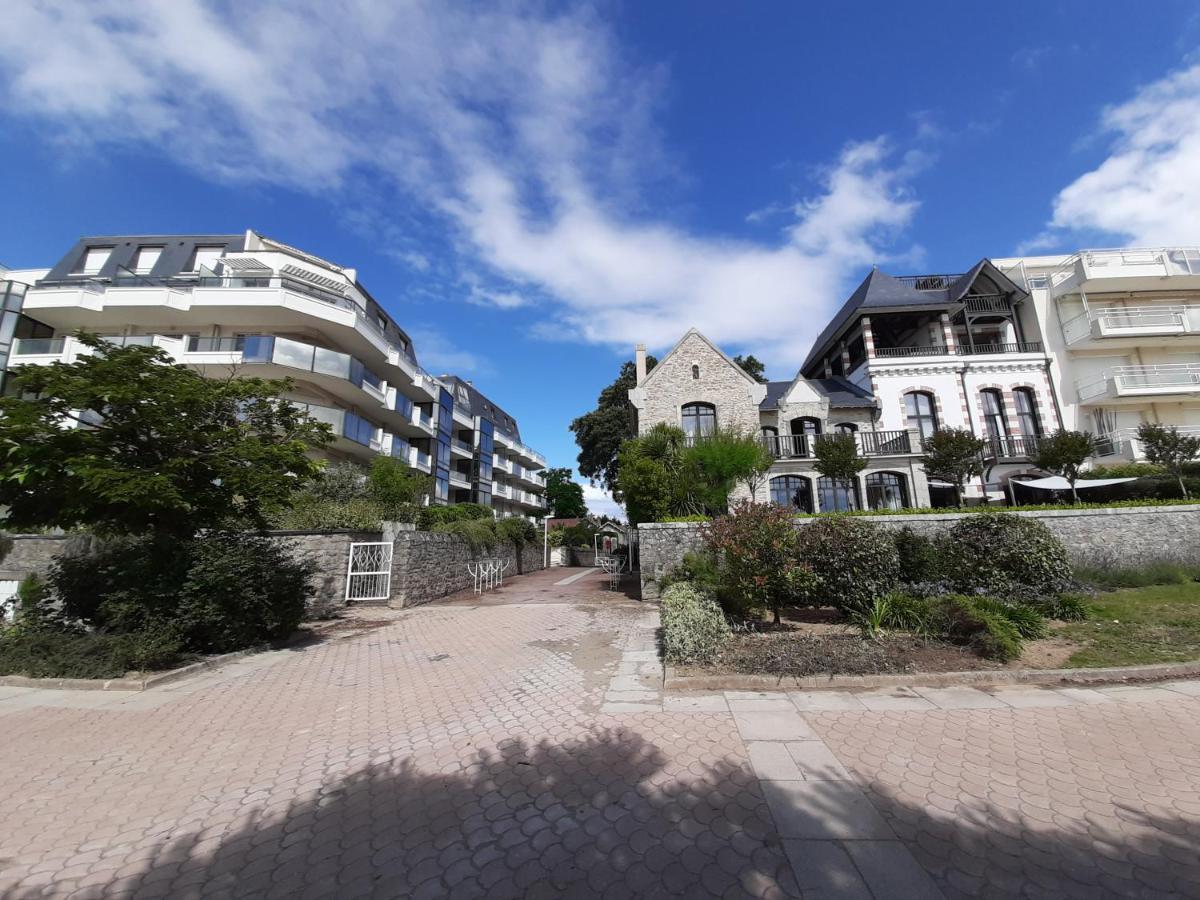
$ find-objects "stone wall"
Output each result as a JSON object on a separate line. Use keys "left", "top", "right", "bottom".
{"left": 0, "top": 534, "right": 75, "bottom": 584}
{"left": 389, "top": 531, "right": 546, "bottom": 607}
{"left": 270, "top": 530, "right": 383, "bottom": 615}
{"left": 638, "top": 504, "right": 1200, "bottom": 599}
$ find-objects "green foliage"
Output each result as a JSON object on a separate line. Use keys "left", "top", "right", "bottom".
{"left": 417, "top": 503, "right": 495, "bottom": 529}
{"left": 1031, "top": 593, "right": 1090, "bottom": 622}
{"left": 1090, "top": 462, "right": 1166, "bottom": 478}
{"left": 1035, "top": 430, "right": 1096, "bottom": 502}
{"left": 704, "top": 501, "right": 815, "bottom": 621}
{"left": 432, "top": 518, "right": 498, "bottom": 550}
{"left": 811, "top": 434, "right": 867, "bottom": 493}
{"left": 662, "top": 514, "right": 711, "bottom": 523}
{"left": 0, "top": 334, "right": 331, "bottom": 538}
{"left": 732, "top": 354, "right": 768, "bottom": 383}
{"left": 570, "top": 355, "right": 656, "bottom": 495}
{"left": 367, "top": 456, "right": 430, "bottom": 519}
{"left": 892, "top": 527, "right": 942, "bottom": 583}
{"left": 920, "top": 428, "right": 986, "bottom": 506}
{"left": 794, "top": 517, "right": 899, "bottom": 613}
{"left": 940, "top": 513, "right": 1071, "bottom": 599}
{"left": 660, "top": 582, "right": 731, "bottom": 664}
{"left": 1137, "top": 423, "right": 1200, "bottom": 499}
{"left": 560, "top": 522, "right": 597, "bottom": 548}
{"left": 272, "top": 496, "right": 393, "bottom": 532}
{"left": 309, "top": 461, "right": 368, "bottom": 502}
{"left": 496, "top": 516, "right": 536, "bottom": 547}
{"left": 659, "top": 551, "right": 723, "bottom": 597}
{"left": 970, "top": 597, "right": 1049, "bottom": 639}
{"left": 925, "top": 595, "right": 1024, "bottom": 661}
{"left": 794, "top": 498, "right": 1199, "bottom": 517}
{"left": 173, "top": 532, "right": 313, "bottom": 653}
{"left": 544, "top": 467, "right": 588, "bottom": 519}
{"left": 1073, "top": 559, "right": 1200, "bottom": 590}
{"left": 849, "top": 596, "right": 892, "bottom": 640}
{"left": 0, "top": 628, "right": 186, "bottom": 679}
{"left": 7, "top": 574, "right": 53, "bottom": 632}
{"left": 682, "top": 428, "right": 774, "bottom": 513}
{"left": 857, "top": 592, "right": 1045, "bottom": 658}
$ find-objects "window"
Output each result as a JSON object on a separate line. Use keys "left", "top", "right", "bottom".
{"left": 980, "top": 389, "right": 1008, "bottom": 442}
{"left": 691, "top": 364, "right": 700, "bottom": 380}
{"left": 1013, "top": 388, "right": 1042, "bottom": 437}
{"left": 184, "top": 245, "right": 224, "bottom": 273}
{"left": 817, "top": 476, "right": 859, "bottom": 512}
{"left": 770, "top": 475, "right": 813, "bottom": 513}
{"left": 790, "top": 417, "right": 821, "bottom": 437}
{"left": 865, "top": 472, "right": 909, "bottom": 511}
{"left": 904, "top": 391, "right": 939, "bottom": 444}
{"left": 73, "top": 247, "right": 111, "bottom": 275}
{"left": 681, "top": 402, "right": 716, "bottom": 438}
{"left": 834, "top": 422, "right": 858, "bottom": 434}
{"left": 131, "top": 246, "right": 163, "bottom": 274}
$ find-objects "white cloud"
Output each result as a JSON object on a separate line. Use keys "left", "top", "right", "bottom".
{"left": 1036, "top": 61, "right": 1200, "bottom": 247}
{"left": 406, "top": 327, "right": 493, "bottom": 378}
{"left": 0, "top": 0, "right": 925, "bottom": 370}
{"left": 580, "top": 482, "right": 625, "bottom": 521}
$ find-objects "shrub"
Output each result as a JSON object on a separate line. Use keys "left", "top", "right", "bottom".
{"left": 659, "top": 551, "right": 723, "bottom": 597}
{"left": 662, "top": 514, "right": 711, "bottom": 523}
{"left": 970, "top": 597, "right": 1049, "bottom": 639}
{"left": 432, "top": 518, "right": 498, "bottom": 550}
{"left": 892, "top": 527, "right": 942, "bottom": 584}
{"left": 795, "top": 517, "right": 899, "bottom": 613}
{"left": 849, "top": 596, "right": 892, "bottom": 640}
{"left": 704, "top": 501, "right": 815, "bottom": 621}
{"left": 496, "top": 517, "right": 536, "bottom": 547}
{"left": 0, "top": 627, "right": 186, "bottom": 679}
{"left": 5, "top": 574, "right": 54, "bottom": 632}
{"left": 309, "top": 460, "right": 368, "bottom": 502}
{"left": 878, "top": 592, "right": 935, "bottom": 634}
{"left": 272, "top": 495, "right": 391, "bottom": 531}
{"left": 1032, "top": 593, "right": 1090, "bottom": 622}
{"left": 940, "top": 513, "right": 1071, "bottom": 599}
{"left": 418, "top": 503, "right": 494, "bottom": 529}
{"left": 367, "top": 457, "right": 429, "bottom": 520}
{"left": 925, "top": 595, "right": 1024, "bottom": 661}
{"left": 660, "top": 582, "right": 731, "bottom": 664}
{"left": 174, "top": 532, "right": 313, "bottom": 653}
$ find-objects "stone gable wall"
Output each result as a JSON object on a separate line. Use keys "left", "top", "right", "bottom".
{"left": 637, "top": 333, "right": 761, "bottom": 434}
{"left": 637, "top": 504, "right": 1200, "bottom": 599}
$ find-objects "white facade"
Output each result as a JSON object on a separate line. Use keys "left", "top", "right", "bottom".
{"left": 2, "top": 231, "right": 547, "bottom": 519}
{"left": 995, "top": 247, "right": 1200, "bottom": 462}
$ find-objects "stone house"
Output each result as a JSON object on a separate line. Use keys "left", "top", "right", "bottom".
{"left": 628, "top": 329, "right": 929, "bottom": 512}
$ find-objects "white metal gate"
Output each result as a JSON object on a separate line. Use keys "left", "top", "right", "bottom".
{"left": 345, "top": 542, "right": 393, "bottom": 602}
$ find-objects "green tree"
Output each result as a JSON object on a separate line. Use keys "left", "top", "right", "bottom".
{"left": 921, "top": 427, "right": 986, "bottom": 507}
{"left": 570, "top": 355, "right": 655, "bottom": 496}
{"left": 0, "top": 335, "right": 331, "bottom": 538}
{"left": 544, "top": 467, "right": 588, "bottom": 518}
{"left": 1137, "top": 423, "right": 1200, "bottom": 499}
{"left": 732, "top": 354, "right": 768, "bottom": 383}
{"left": 367, "top": 456, "right": 431, "bottom": 518}
{"left": 811, "top": 433, "right": 867, "bottom": 506}
{"left": 616, "top": 423, "right": 687, "bottom": 525}
{"left": 1035, "top": 430, "right": 1096, "bottom": 503}
{"left": 682, "top": 428, "right": 774, "bottom": 512}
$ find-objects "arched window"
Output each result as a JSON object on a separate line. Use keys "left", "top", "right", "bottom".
{"left": 770, "top": 475, "right": 813, "bottom": 513}
{"left": 760, "top": 425, "right": 778, "bottom": 436}
{"left": 1013, "top": 388, "right": 1041, "bottom": 438}
{"left": 865, "top": 472, "right": 909, "bottom": 511}
{"left": 691, "top": 364, "right": 700, "bottom": 380}
{"left": 980, "top": 389, "right": 1008, "bottom": 442}
{"left": 834, "top": 422, "right": 858, "bottom": 434}
{"left": 817, "top": 476, "right": 859, "bottom": 512}
{"left": 681, "top": 402, "right": 716, "bottom": 439}
{"left": 903, "top": 391, "right": 939, "bottom": 444}
{"left": 790, "top": 417, "right": 822, "bottom": 437}
{"left": 760, "top": 425, "right": 780, "bottom": 457}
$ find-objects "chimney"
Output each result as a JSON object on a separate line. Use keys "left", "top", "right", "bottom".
{"left": 635, "top": 343, "right": 647, "bottom": 384}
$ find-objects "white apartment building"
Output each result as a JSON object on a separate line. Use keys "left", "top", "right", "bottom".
{"left": 994, "top": 247, "right": 1200, "bottom": 462}
{"left": 799, "top": 260, "right": 1059, "bottom": 505}
{"left": 1, "top": 232, "right": 547, "bottom": 519}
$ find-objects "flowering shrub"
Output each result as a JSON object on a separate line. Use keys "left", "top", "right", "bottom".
{"left": 704, "top": 501, "right": 814, "bottom": 622}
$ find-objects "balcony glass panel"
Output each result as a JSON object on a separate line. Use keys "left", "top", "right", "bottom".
{"left": 272, "top": 336, "right": 316, "bottom": 371}
{"left": 312, "top": 345, "right": 351, "bottom": 379}
{"left": 13, "top": 337, "right": 65, "bottom": 355}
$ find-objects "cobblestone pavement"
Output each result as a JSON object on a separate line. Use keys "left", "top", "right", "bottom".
{"left": 1, "top": 567, "right": 1199, "bottom": 898}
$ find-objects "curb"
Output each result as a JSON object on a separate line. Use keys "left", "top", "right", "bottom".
{"left": 663, "top": 659, "right": 1200, "bottom": 692}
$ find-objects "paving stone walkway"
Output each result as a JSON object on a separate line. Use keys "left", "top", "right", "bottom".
{"left": 1, "top": 567, "right": 1199, "bottom": 898}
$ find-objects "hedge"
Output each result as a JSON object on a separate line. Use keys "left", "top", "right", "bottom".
{"left": 660, "top": 582, "right": 730, "bottom": 664}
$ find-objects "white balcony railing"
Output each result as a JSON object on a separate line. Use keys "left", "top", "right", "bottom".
{"left": 1062, "top": 306, "right": 1196, "bottom": 344}
{"left": 1094, "top": 426, "right": 1200, "bottom": 459}
{"left": 1049, "top": 246, "right": 1200, "bottom": 296}
{"left": 1078, "top": 364, "right": 1200, "bottom": 402}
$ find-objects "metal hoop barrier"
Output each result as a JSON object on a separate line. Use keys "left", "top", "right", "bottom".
{"left": 597, "top": 555, "right": 623, "bottom": 591}
{"left": 466, "top": 558, "right": 512, "bottom": 594}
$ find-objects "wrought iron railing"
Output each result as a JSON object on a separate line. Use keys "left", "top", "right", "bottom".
{"left": 957, "top": 341, "right": 1043, "bottom": 355}
{"left": 962, "top": 294, "right": 1011, "bottom": 313}
{"left": 895, "top": 274, "right": 962, "bottom": 290}
{"left": 874, "top": 345, "right": 952, "bottom": 358}
{"left": 761, "top": 434, "right": 811, "bottom": 458}
{"left": 984, "top": 435, "right": 1042, "bottom": 459}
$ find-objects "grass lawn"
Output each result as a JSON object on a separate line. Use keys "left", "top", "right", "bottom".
{"left": 1060, "top": 582, "right": 1200, "bottom": 668}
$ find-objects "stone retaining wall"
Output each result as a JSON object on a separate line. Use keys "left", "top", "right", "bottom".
{"left": 638, "top": 504, "right": 1200, "bottom": 599}
{"left": 389, "top": 531, "right": 546, "bottom": 607}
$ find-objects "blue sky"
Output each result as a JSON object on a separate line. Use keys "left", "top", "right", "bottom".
{"left": 2, "top": 1, "right": 1199, "bottom": 517}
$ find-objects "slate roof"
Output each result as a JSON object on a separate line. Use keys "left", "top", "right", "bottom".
{"left": 758, "top": 377, "right": 876, "bottom": 410}
{"left": 441, "top": 375, "right": 521, "bottom": 438}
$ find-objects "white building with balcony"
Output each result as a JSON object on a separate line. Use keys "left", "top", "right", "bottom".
{"left": 995, "top": 247, "right": 1200, "bottom": 463}
{"left": 1, "top": 231, "right": 546, "bottom": 519}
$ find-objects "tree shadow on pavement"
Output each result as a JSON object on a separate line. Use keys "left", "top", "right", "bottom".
{"left": 8, "top": 722, "right": 1200, "bottom": 899}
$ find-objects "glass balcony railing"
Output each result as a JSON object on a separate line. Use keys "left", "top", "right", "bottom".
{"left": 12, "top": 337, "right": 66, "bottom": 355}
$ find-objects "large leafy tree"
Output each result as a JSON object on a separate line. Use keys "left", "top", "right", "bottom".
{"left": 1137, "top": 423, "right": 1200, "bottom": 499}
{"left": 1035, "top": 430, "right": 1096, "bottom": 503}
{"left": 0, "top": 336, "right": 331, "bottom": 538}
{"left": 921, "top": 427, "right": 986, "bottom": 507}
{"left": 732, "top": 354, "right": 768, "bottom": 383}
{"left": 570, "top": 355, "right": 656, "bottom": 496}
{"left": 544, "top": 467, "right": 588, "bottom": 518}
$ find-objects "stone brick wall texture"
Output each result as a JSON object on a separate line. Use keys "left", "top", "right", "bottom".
{"left": 638, "top": 504, "right": 1200, "bottom": 598}
{"left": 389, "top": 531, "right": 545, "bottom": 607}
{"left": 636, "top": 332, "right": 763, "bottom": 435}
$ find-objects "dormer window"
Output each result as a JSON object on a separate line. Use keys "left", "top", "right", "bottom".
{"left": 73, "top": 247, "right": 112, "bottom": 276}
{"left": 184, "top": 245, "right": 224, "bottom": 273}
{"left": 691, "top": 364, "right": 700, "bottom": 380}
